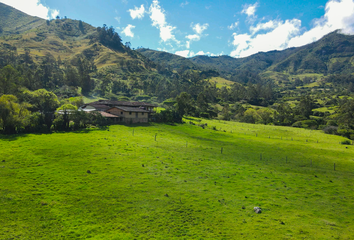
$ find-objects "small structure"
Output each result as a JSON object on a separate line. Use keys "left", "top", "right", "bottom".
{"left": 79, "top": 100, "right": 156, "bottom": 123}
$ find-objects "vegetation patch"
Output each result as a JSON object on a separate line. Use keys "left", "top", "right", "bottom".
{"left": 1, "top": 121, "right": 354, "bottom": 239}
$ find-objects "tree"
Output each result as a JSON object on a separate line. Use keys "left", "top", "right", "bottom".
{"left": 274, "top": 103, "right": 294, "bottom": 126}
{"left": 0, "top": 65, "right": 21, "bottom": 95}
{"left": 221, "top": 104, "right": 231, "bottom": 120}
{"left": 78, "top": 20, "right": 85, "bottom": 34}
{"left": 25, "top": 89, "right": 60, "bottom": 131}
{"left": 0, "top": 95, "right": 30, "bottom": 133}
{"left": 297, "top": 95, "right": 315, "bottom": 119}
{"left": 125, "top": 42, "right": 131, "bottom": 49}
{"left": 257, "top": 108, "right": 273, "bottom": 125}
{"left": 56, "top": 104, "right": 77, "bottom": 130}
{"left": 175, "top": 92, "right": 194, "bottom": 116}
{"left": 196, "top": 92, "right": 208, "bottom": 112}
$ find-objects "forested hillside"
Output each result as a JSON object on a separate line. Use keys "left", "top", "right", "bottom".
{"left": 2, "top": 2, "right": 354, "bottom": 140}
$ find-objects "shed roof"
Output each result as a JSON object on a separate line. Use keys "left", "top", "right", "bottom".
{"left": 99, "top": 111, "right": 121, "bottom": 118}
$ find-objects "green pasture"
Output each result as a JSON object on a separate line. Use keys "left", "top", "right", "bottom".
{"left": 1, "top": 120, "right": 354, "bottom": 239}
{"left": 208, "top": 77, "right": 235, "bottom": 88}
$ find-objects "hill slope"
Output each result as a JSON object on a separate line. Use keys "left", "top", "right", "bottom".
{"left": 0, "top": 2, "right": 45, "bottom": 36}
{"left": 138, "top": 31, "right": 354, "bottom": 79}
{"left": 137, "top": 48, "right": 197, "bottom": 70}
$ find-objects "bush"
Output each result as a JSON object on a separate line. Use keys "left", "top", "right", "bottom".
{"left": 153, "top": 110, "right": 182, "bottom": 123}
{"left": 323, "top": 126, "right": 338, "bottom": 135}
{"left": 135, "top": 95, "right": 151, "bottom": 101}
{"left": 200, "top": 112, "right": 210, "bottom": 118}
{"left": 341, "top": 140, "right": 352, "bottom": 145}
{"left": 292, "top": 120, "right": 318, "bottom": 129}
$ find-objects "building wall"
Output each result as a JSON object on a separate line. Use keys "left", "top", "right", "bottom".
{"left": 106, "top": 108, "right": 149, "bottom": 123}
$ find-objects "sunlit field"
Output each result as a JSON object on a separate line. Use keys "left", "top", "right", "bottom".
{"left": 1, "top": 120, "right": 354, "bottom": 239}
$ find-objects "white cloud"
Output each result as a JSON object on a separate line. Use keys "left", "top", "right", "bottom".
{"left": 0, "top": 0, "right": 60, "bottom": 19}
{"left": 175, "top": 50, "right": 190, "bottom": 57}
{"left": 128, "top": 4, "right": 145, "bottom": 20}
{"left": 228, "top": 22, "right": 239, "bottom": 30}
{"left": 193, "top": 23, "right": 209, "bottom": 34}
{"left": 196, "top": 51, "right": 207, "bottom": 55}
{"left": 121, "top": 24, "right": 135, "bottom": 38}
{"left": 250, "top": 20, "right": 280, "bottom": 35}
{"left": 230, "top": 19, "right": 301, "bottom": 58}
{"left": 186, "top": 23, "right": 209, "bottom": 48}
{"left": 231, "top": 0, "right": 354, "bottom": 58}
{"left": 50, "top": 9, "right": 59, "bottom": 19}
{"left": 193, "top": 50, "right": 223, "bottom": 56}
{"left": 241, "top": 2, "right": 258, "bottom": 17}
{"left": 114, "top": 16, "right": 121, "bottom": 24}
{"left": 288, "top": 0, "right": 354, "bottom": 47}
{"left": 149, "top": 0, "right": 178, "bottom": 43}
{"left": 180, "top": 1, "right": 189, "bottom": 7}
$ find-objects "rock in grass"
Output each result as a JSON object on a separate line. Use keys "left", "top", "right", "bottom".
{"left": 254, "top": 207, "right": 262, "bottom": 213}
{"left": 87, "top": 170, "right": 91, "bottom": 174}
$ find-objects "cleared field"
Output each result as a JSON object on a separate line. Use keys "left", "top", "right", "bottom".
{"left": 208, "top": 77, "right": 235, "bottom": 88}
{"left": 0, "top": 120, "right": 354, "bottom": 239}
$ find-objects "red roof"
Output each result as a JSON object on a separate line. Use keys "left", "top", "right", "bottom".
{"left": 99, "top": 111, "right": 120, "bottom": 118}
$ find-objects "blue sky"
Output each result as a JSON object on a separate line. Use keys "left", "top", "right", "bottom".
{"left": 2, "top": 0, "right": 354, "bottom": 58}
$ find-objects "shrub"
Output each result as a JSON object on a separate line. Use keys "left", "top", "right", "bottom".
{"left": 341, "top": 140, "right": 351, "bottom": 145}
{"left": 292, "top": 120, "right": 318, "bottom": 129}
{"left": 323, "top": 126, "right": 338, "bottom": 135}
{"left": 200, "top": 112, "right": 210, "bottom": 118}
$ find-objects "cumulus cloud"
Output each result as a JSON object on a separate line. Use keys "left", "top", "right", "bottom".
{"left": 250, "top": 20, "right": 280, "bottom": 35}
{"left": 149, "top": 0, "right": 178, "bottom": 43}
{"left": 175, "top": 50, "right": 191, "bottom": 57}
{"left": 0, "top": 0, "right": 60, "bottom": 19}
{"left": 241, "top": 2, "right": 258, "bottom": 17}
{"left": 50, "top": 9, "right": 60, "bottom": 19}
{"left": 196, "top": 51, "right": 207, "bottom": 55}
{"left": 186, "top": 23, "right": 209, "bottom": 48}
{"left": 193, "top": 50, "right": 223, "bottom": 56}
{"left": 231, "top": 0, "right": 354, "bottom": 58}
{"left": 128, "top": 4, "right": 145, "bottom": 20}
{"left": 121, "top": 24, "right": 135, "bottom": 38}
{"left": 288, "top": 0, "right": 354, "bottom": 47}
{"left": 228, "top": 22, "right": 239, "bottom": 30}
{"left": 231, "top": 19, "right": 301, "bottom": 58}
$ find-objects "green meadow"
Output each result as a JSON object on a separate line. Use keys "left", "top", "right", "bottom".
{"left": 1, "top": 120, "right": 354, "bottom": 239}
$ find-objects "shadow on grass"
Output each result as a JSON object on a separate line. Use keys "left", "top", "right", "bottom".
{"left": 0, "top": 134, "right": 27, "bottom": 141}
{"left": 122, "top": 123, "right": 155, "bottom": 128}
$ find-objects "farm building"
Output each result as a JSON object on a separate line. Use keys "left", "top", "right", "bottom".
{"left": 79, "top": 100, "right": 156, "bottom": 123}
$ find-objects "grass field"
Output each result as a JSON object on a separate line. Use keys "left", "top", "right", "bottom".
{"left": 1, "top": 120, "right": 354, "bottom": 239}
{"left": 208, "top": 77, "right": 235, "bottom": 88}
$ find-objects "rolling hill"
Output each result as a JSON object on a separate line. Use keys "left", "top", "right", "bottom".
{"left": 0, "top": 3, "right": 157, "bottom": 74}
{"left": 138, "top": 31, "right": 354, "bottom": 80}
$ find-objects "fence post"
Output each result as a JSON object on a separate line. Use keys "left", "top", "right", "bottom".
{"left": 155, "top": 133, "right": 157, "bottom": 141}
